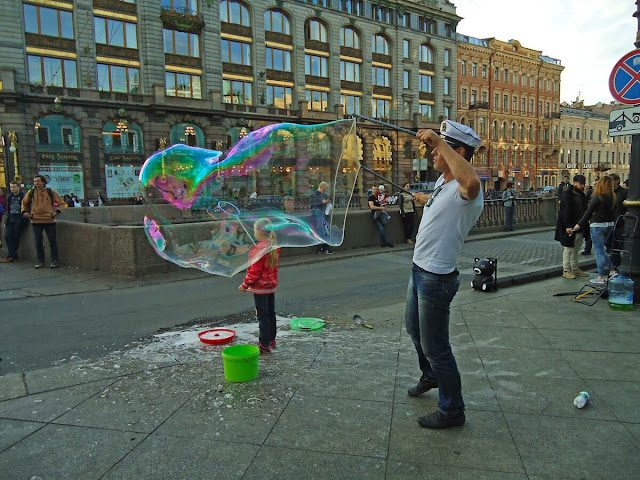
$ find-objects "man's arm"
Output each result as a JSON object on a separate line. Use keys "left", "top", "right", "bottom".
{"left": 416, "top": 129, "right": 480, "bottom": 200}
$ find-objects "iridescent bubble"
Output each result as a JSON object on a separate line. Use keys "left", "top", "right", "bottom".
{"left": 139, "top": 119, "right": 359, "bottom": 276}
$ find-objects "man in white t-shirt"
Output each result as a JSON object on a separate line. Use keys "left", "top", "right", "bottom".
{"left": 406, "top": 120, "right": 484, "bottom": 429}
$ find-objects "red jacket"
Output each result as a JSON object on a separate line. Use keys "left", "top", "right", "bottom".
{"left": 241, "top": 241, "right": 280, "bottom": 294}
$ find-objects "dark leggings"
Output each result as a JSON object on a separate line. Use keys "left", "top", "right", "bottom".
{"left": 254, "top": 293, "right": 276, "bottom": 346}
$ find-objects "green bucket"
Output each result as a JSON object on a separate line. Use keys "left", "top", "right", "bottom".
{"left": 221, "top": 344, "right": 260, "bottom": 382}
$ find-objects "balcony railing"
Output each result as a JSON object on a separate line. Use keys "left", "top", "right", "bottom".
{"left": 469, "top": 102, "right": 489, "bottom": 110}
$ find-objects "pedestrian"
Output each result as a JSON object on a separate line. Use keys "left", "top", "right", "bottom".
{"left": 555, "top": 174, "right": 589, "bottom": 279}
{"left": 368, "top": 185, "right": 394, "bottom": 248}
{"left": 501, "top": 181, "right": 517, "bottom": 231}
{"left": 0, "top": 186, "right": 6, "bottom": 250}
{"left": 97, "top": 192, "right": 106, "bottom": 206}
{"left": 557, "top": 175, "right": 570, "bottom": 202}
{"left": 64, "top": 194, "right": 74, "bottom": 208}
{"left": 377, "top": 185, "right": 388, "bottom": 205}
{"left": 580, "top": 181, "right": 596, "bottom": 256}
{"left": 608, "top": 173, "right": 628, "bottom": 270}
{"left": 405, "top": 120, "right": 483, "bottom": 429}
{"left": 399, "top": 183, "right": 416, "bottom": 244}
{"left": 21, "top": 175, "right": 65, "bottom": 269}
{"left": 1, "top": 181, "right": 27, "bottom": 263}
{"left": 572, "top": 176, "right": 616, "bottom": 285}
{"left": 238, "top": 218, "right": 281, "bottom": 354}
{"left": 310, "top": 181, "right": 333, "bottom": 254}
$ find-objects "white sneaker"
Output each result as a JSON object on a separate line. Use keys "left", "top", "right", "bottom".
{"left": 590, "top": 277, "right": 606, "bottom": 285}
{"left": 609, "top": 271, "right": 619, "bottom": 279}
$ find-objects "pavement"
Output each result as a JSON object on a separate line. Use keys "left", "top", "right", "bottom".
{"left": 1, "top": 227, "right": 639, "bottom": 479}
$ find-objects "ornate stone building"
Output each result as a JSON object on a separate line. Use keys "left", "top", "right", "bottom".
{"left": 0, "top": 0, "right": 461, "bottom": 200}
{"left": 560, "top": 100, "right": 631, "bottom": 186}
{"left": 456, "top": 35, "right": 564, "bottom": 192}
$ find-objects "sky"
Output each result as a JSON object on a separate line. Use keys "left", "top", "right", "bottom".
{"left": 453, "top": 0, "right": 638, "bottom": 106}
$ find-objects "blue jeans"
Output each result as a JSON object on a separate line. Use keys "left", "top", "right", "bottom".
{"left": 590, "top": 225, "right": 613, "bottom": 276}
{"left": 374, "top": 218, "right": 390, "bottom": 245}
{"left": 405, "top": 265, "right": 463, "bottom": 416}
{"left": 504, "top": 205, "right": 515, "bottom": 231}
{"left": 254, "top": 293, "right": 276, "bottom": 346}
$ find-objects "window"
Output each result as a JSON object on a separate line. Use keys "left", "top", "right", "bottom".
{"left": 340, "top": 27, "right": 360, "bottom": 48}
{"left": 372, "top": 4, "right": 392, "bottom": 24}
{"left": 502, "top": 149, "right": 507, "bottom": 166}
{"left": 266, "top": 85, "right": 292, "bottom": 109}
{"left": 529, "top": 99, "right": 534, "bottom": 112}
{"left": 339, "top": 0, "right": 362, "bottom": 15}
{"left": 471, "top": 63, "right": 477, "bottom": 77}
{"left": 479, "top": 117, "right": 486, "bottom": 135}
{"left": 482, "top": 65, "right": 487, "bottom": 79}
{"left": 521, "top": 97, "right": 526, "bottom": 112}
{"left": 461, "top": 60, "right": 466, "bottom": 75}
{"left": 482, "top": 91, "right": 487, "bottom": 103}
{"left": 306, "top": 89, "right": 328, "bottom": 111}
{"left": 28, "top": 55, "right": 77, "bottom": 88}
{"left": 164, "top": 71, "right": 201, "bottom": 98}
{"left": 266, "top": 47, "right": 291, "bottom": 71}
{"left": 223, "top": 79, "right": 252, "bottom": 104}
{"left": 444, "top": 23, "right": 453, "bottom": 38}
{"left": 305, "top": 0, "right": 327, "bottom": 6}
{"left": 419, "top": 16, "right": 434, "bottom": 34}
{"left": 494, "top": 93, "right": 499, "bottom": 109}
{"left": 163, "top": 29, "right": 198, "bottom": 57}
{"left": 471, "top": 90, "right": 477, "bottom": 104}
{"left": 511, "top": 122, "right": 516, "bottom": 139}
{"left": 493, "top": 150, "right": 498, "bottom": 166}
{"left": 221, "top": 40, "right": 251, "bottom": 65}
{"left": 95, "top": 17, "right": 137, "bottom": 48}
{"left": 519, "top": 123, "right": 524, "bottom": 140}
{"left": 219, "top": 0, "right": 250, "bottom": 26}
{"left": 306, "top": 19, "right": 327, "bottom": 42}
{"left": 503, "top": 69, "right": 508, "bottom": 82}
{"left": 400, "top": 12, "right": 410, "bottom": 27}
{"left": 418, "top": 74, "right": 432, "bottom": 93}
{"left": 264, "top": 9, "right": 290, "bottom": 34}
{"left": 530, "top": 76, "right": 535, "bottom": 88}
{"left": 162, "top": 0, "right": 198, "bottom": 15}
{"left": 403, "top": 100, "right": 411, "bottom": 120}
{"left": 306, "top": 55, "right": 328, "bottom": 77}
{"left": 522, "top": 74, "right": 527, "bottom": 86}
{"left": 419, "top": 44, "right": 433, "bottom": 63}
{"left": 371, "top": 34, "right": 389, "bottom": 55}
{"left": 97, "top": 64, "right": 138, "bottom": 93}
{"left": 36, "top": 126, "right": 49, "bottom": 145}
{"left": 24, "top": 4, "right": 73, "bottom": 39}
{"left": 538, "top": 101, "right": 542, "bottom": 113}
{"left": 513, "top": 72, "right": 518, "bottom": 84}
{"left": 444, "top": 49, "right": 450, "bottom": 67}
{"left": 443, "top": 106, "right": 450, "bottom": 119}
{"left": 341, "top": 94, "right": 361, "bottom": 115}
{"left": 372, "top": 98, "right": 390, "bottom": 118}
{"left": 492, "top": 120, "right": 498, "bottom": 138}
{"left": 501, "top": 122, "right": 506, "bottom": 138}
{"left": 340, "top": 60, "right": 360, "bottom": 82}
{"left": 461, "top": 88, "right": 467, "bottom": 105}
{"left": 590, "top": 129, "right": 594, "bottom": 140}
{"left": 569, "top": 128, "right": 572, "bottom": 139}
{"left": 403, "top": 70, "right": 410, "bottom": 89}
{"left": 444, "top": 77, "right": 450, "bottom": 95}
{"left": 419, "top": 104, "right": 433, "bottom": 121}
{"left": 576, "top": 128, "right": 580, "bottom": 139}
{"left": 598, "top": 130, "right": 602, "bottom": 141}
{"left": 494, "top": 67, "right": 499, "bottom": 81}
{"left": 61, "top": 126, "right": 74, "bottom": 146}
{"left": 512, "top": 96, "right": 517, "bottom": 111}
{"left": 372, "top": 66, "right": 390, "bottom": 86}
{"left": 403, "top": 40, "right": 410, "bottom": 58}
{"left": 503, "top": 95, "right": 508, "bottom": 110}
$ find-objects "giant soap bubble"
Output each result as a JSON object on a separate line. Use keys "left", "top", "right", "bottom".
{"left": 140, "top": 119, "right": 359, "bottom": 276}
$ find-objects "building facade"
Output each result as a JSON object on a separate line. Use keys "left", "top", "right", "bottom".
{"left": 0, "top": 0, "right": 461, "bottom": 201}
{"left": 559, "top": 101, "right": 631, "bottom": 186}
{"left": 456, "top": 35, "right": 564, "bottom": 192}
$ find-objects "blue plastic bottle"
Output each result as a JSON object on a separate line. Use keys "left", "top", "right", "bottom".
{"left": 608, "top": 275, "right": 634, "bottom": 311}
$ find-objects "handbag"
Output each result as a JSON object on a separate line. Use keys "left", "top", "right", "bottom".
{"left": 374, "top": 210, "right": 390, "bottom": 225}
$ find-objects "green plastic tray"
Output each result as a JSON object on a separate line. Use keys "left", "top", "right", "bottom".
{"left": 290, "top": 317, "right": 325, "bottom": 331}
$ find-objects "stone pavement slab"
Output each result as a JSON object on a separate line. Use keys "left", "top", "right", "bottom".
{"left": 0, "top": 372, "right": 27, "bottom": 401}
{"left": 0, "top": 419, "right": 45, "bottom": 453}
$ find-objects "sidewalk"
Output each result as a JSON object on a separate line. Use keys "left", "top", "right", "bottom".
{"left": 1, "top": 229, "right": 638, "bottom": 479}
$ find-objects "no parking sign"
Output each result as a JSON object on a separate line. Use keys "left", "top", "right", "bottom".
{"left": 609, "top": 49, "right": 640, "bottom": 105}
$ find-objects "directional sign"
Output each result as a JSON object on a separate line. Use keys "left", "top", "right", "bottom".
{"left": 609, "top": 49, "right": 640, "bottom": 105}
{"left": 608, "top": 106, "right": 640, "bottom": 136}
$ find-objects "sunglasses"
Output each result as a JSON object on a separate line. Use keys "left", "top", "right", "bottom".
{"left": 426, "top": 185, "right": 443, "bottom": 207}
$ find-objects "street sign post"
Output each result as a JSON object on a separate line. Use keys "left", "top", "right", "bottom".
{"left": 609, "top": 49, "right": 640, "bottom": 105}
{"left": 608, "top": 106, "right": 640, "bottom": 136}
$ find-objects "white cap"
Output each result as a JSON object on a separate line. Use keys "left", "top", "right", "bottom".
{"left": 440, "top": 120, "right": 482, "bottom": 149}
{"left": 378, "top": 185, "right": 385, "bottom": 191}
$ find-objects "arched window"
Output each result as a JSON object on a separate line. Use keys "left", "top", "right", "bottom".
{"left": 501, "top": 121, "right": 506, "bottom": 138}
{"left": 226, "top": 126, "right": 250, "bottom": 149}
{"left": 220, "top": 0, "right": 250, "bottom": 26}
{"left": 102, "top": 120, "right": 143, "bottom": 154}
{"left": 264, "top": 8, "right": 290, "bottom": 34}
{"left": 371, "top": 34, "right": 389, "bottom": 55}
{"left": 419, "top": 44, "right": 433, "bottom": 63}
{"left": 492, "top": 120, "right": 498, "bottom": 139}
{"left": 519, "top": 123, "right": 524, "bottom": 141}
{"left": 528, "top": 124, "right": 533, "bottom": 141}
{"left": 34, "top": 114, "right": 81, "bottom": 153}
{"left": 305, "top": 19, "right": 327, "bottom": 42}
{"left": 373, "top": 136, "right": 392, "bottom": 172}
{"left": 511, "top": 122, "right": 516, "bottom": 140}
{"left": 170, "top": 123, "right": 204, "bottom": 147}
{"left": 340, "top": 26, "right": 360, "bottom": 49}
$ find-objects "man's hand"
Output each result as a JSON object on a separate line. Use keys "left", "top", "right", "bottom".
{"left": 238, "top": 285, "right": 246, "bottom": 292}
{"left": 416, "top": 129, "right": 441, "bottom": 147}
{"left": 566, "top": 227, "right": 573, "bottom": 235}
{"left": 413, "top": 193, "right": 429, "bottom": 205}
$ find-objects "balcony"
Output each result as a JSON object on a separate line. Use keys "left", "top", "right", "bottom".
{"left": 594, "top": 163, "right": 612, "bottom": 172}
{"left": 544, "top": 112, "right": 561, "bottom": 120}
{"left": 469, "top": 102, "right": 489, "bottom": 110}
{"left": 160, "top": 7, "right": 204, "bottom": 33}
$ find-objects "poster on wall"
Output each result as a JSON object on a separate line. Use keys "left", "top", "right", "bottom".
{"left": 105, "top": 165, "right": 141, "bottom": 198}
{"left": 39, "top": 164, "right": 85, "bottom": 198}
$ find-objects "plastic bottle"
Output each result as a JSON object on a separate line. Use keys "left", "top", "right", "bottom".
{"left": 573, "top": 391, "right": 590, "bottom": 408}
{"left": 608, "top": 275, "right": 634, "bottom": 311}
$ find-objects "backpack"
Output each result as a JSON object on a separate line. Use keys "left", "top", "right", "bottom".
{"left": 25, "top": 187, "right": 56, "bottom": 208}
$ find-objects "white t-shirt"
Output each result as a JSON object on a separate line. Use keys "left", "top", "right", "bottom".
{"left": 413, "top": 175, "right": 484, "bottom": 274}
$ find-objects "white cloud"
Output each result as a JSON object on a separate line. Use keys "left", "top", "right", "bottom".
{"left": 453, "top": 0, "right": 638, "bottom": 104}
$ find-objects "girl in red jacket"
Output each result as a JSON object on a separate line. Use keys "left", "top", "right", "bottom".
{"left": 239, "top": 218, "right": 280, "bottom": 353}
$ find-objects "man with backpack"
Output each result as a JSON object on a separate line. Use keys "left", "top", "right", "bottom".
{"left": 21, "top": 175, "right": 65, "bottom": 269}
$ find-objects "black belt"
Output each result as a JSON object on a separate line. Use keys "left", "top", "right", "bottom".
{"left": 413, "top": 263, "right": 459, "bottom": 278}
